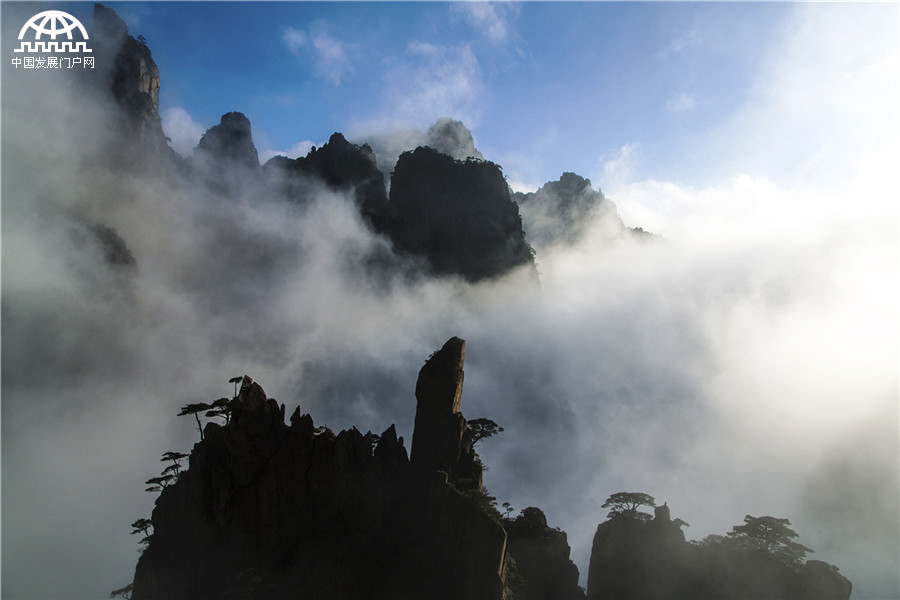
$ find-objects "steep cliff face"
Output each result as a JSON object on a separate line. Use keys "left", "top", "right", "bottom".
{"left": 410, "top": 337, "right": 482, "bottom": 489}
{"left": 91, "top": 4, "right": 169, "bottom": 163}
{"left": 505, "top": 507, "right": 585, "bottom": 600}
{"left": 131, "top": 338, "right": 511, "bottom": 600}
{"left": 381, "top": 147, "right": 537, "bottom": 282}
{"left": 263, "top": 133, "right": 389, "bottom": 220}
{"left": 586, "top": 505, "right": 852, "bottom": 600}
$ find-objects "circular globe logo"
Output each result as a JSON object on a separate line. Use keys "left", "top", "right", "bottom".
{"left": 18, "top": 10, "right": 89, "bottom": 41}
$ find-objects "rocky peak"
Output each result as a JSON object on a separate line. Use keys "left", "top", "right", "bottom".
{"left": 381, "top": 147, "right": 537, "bottom": 282}
{"left": 505, "top": 507, "right": 586, "bottom": 600}
{"left": 425, "top": 117, "right": 484, "bottom": 161}
{"left": 129, "top": 340, "right": 518, "bottom": 600}
{"left": 654, "top": 503, "right": 671, "bottom": 522}
{"left": 514, "top": 172, "right": 623, "bottom": 251}
{"left": 415, "top": 336, "right": 466, "bottom": 415}
{"left": 276, "top": 132, "right": 389, "bottom": 219}
{"left": 91, "top": 4, "right": 169, "bottom": 164}
{"left": 409, "top": 337, "right": 481, "bottom": 489}
{"left": 195, "top": 112, "right": 260, "bottom": 170}
{"left": 586, "top": 503, "right": 850, "bottom": 600}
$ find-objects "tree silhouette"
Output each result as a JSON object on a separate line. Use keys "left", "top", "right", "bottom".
{"left": 728, "top": 515, "right": 813, "bottom": 568}
{"left": 110, "top": 583, "right": 133, "bottom": 599}
{"left": 502, "top": 501, "right": 514, "bottom": 519}
{"left": 178, "top": 402, "right": 212, "bottom": 441}
{"left": 160, "top": 451, "right": 188, "bottom": 477}
{"left": 229, "top": 375, "right": 243, "bottom": 398}
{"left": 205, "top": 397, "right": 232, "bottom": 425}
{"left": 601, "top": 492, "right": 656, "bottom": 522}
{"left": 468, "top": 418, "right": 504, "bottom": 446}
{"left": 130, "top": 518, "right": 153, "bottom": 546}
{"left": 145, "top": 474, "right": 174, "bottom": 493}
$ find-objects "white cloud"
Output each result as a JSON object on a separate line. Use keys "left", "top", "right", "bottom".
{"left": 353, "top": 42, "right": 484, "bottom": 134}
{"left": 452, "top": 2, "right": 519, "bottom": 44}
{"left": 597, "top": 142, "right": 640, "bottom": 190}
{"left": 707, "top": 3, "right": 900, "bottom": 193}
{"left": 258, "top": 140, "right": 316, "bottom": 164}
{"left": 160, "top": 106, "right": 205, "bottom": 157}
{"left": 284, "top": 22, "right": 354, "bottom": 85}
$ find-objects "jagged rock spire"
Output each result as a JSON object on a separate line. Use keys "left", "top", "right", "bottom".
{"left": 409, "top": 337, "right": 482, "bottom": 490}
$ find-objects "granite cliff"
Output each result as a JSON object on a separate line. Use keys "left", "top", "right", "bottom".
{"left": 380, "top": 147, "right": 538, "bottom": 283}
{"left": 130, "top": 338, "right": 582, "bottom": 600}
{"left": 513, "top": 172, "right": 656, "bottom": 253}
{"left": 91, "top": 4, "right": 175, "bottom": 169}
{"left": 88, "top": 5, "right": 646, "bottom": 285}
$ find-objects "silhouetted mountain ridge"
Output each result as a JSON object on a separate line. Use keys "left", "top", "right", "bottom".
{"left": 131, "top": 338, "right": 584, "bottom": 600}
{"left": 90, "top": 4, "right": 649, "bottom": 284}
{"left": 586, "top": 504, "right": 852, "bottom": 600}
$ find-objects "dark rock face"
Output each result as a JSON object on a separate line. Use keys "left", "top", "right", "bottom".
{"left": 131, "top": 339, "right": 515, "bottom": 600}
{"left": 264, "top": 133, "right": 388, "bottom": 220}
{"left": 91, "top": 4, "right": 172, "bottom": 166}
{"left": 585, "top": 506, "right": 851, "bottom": 600}
{"left": 381, "top": 147, "right": 537, "bottom": 282}
{"left": 195, "top": 112, "right": 260, "bottom": 170}
{"left": 797, "top": 560, "right": 854, "bottom": 600}
{"left": 505, "top": 507, "right": 586, "bottom": 600}
{"left": 409, "top": 337, "right": 485, "bottom": 493}
{"left": 89, "top": 224, "right": 137, "bottom": 272}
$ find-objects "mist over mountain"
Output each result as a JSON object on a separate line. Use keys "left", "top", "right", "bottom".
{"left": 2, "top": 4, "right": 896, "bottom": 600}
{"left": 359, "top": 116, "right": 486, "bottom": 185}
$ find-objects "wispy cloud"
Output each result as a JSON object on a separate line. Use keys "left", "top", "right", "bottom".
{"left": 665, "top": 92, "right": 697, "bottom": 114}
{"left": 452, "top": 2, "right": 520, "bottom": 45}
{"left": 284, "top": 22, "right": 354, "bottom": 85}
{"left": 258, "top": 140, "right": 317, "bottom": 164}
{"left": 160, "top": 106, "right": 206, "bottom": 157}
{"left": 353, "top": 41, "right": 484, "bottom": 134}
{"left": 597, "top": 142, "right": 640, "bottom": 190}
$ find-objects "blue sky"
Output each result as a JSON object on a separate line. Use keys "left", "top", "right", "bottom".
{"left": 58, "top": 0, "right": 888, "bottom": 193}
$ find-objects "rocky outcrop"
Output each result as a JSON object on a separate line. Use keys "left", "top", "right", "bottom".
{"left": 263, "top": 133, "right": 388, "bottom": 220}
{"left": 91, "top": 4, "right": 169, "bottom": 162}
{"left": 88, "top": 224, "right": 138, "bottom": 272}
{"left": 425, "top": 117, "right": 485, "bottom": 162}
{"left": 410, "top": 337, "right": 481, "bottom": 489}
{"left": 797, "top": 560, "right": 854, "bottom": 600}
{"left": 513, "top": 173, "right": 622, "bottom": 251}
{"left": 359, "top": 117, "right": 485, "bottom": 180}
{"left": 513, "top": 173, "right": 658, "bottom": 252}
{"left": 131, "top": 339, "right": 515, "bottom": 600}
{"left": 381, "top": 147, "right": 537, "bottom": 282}
{"left": 195, "top": 112, "right": 260, "bottom": 171}
{"left": 586, "top": 504, "right": 851, "bottom": 600}
{"left": 505, "top": 507, "right": 585, "bottom": 600}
